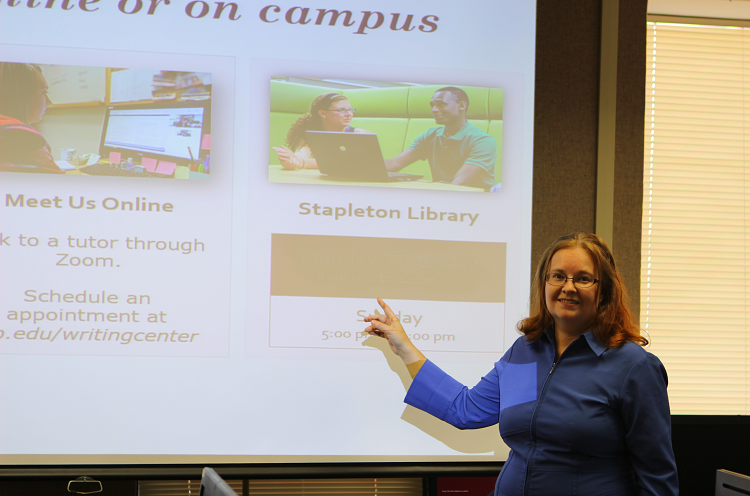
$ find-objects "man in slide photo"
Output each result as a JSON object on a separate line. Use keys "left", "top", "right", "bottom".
{"left": 385, "top": 86, "right": 497, "bottom": 191}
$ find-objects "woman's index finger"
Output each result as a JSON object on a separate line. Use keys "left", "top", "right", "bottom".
{"left": 377, "top": 297, "right": 398, "bottom": 320}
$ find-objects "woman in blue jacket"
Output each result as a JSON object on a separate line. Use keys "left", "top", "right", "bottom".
{"left": 365, "top": 232, "right": 678, "bottom": 496}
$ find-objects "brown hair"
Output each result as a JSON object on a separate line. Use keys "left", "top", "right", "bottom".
{"left": 0, "top": 63, "right": 46, "bottom": 123}
{"left": 285, "top": 92, "right": 348, "bottom": 150}
{"left": 518, "top": 232, "right": 647, "bottom": 348}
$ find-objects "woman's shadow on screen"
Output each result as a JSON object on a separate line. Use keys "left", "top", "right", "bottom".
{"left": 361, "top": 333, "right": 501, "bottom": 456}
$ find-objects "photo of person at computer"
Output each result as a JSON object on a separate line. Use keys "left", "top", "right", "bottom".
{"left": 268, "top": 78, "right": 503, "bottom": 192}
{"left": 1, "top": 61, "right": 212, "bottom": 179}
{"left": 273, "top": 92, "right": 371, "bottom": 170}
{"left": 0, "top": 62, "right": 63, "bottom": 174}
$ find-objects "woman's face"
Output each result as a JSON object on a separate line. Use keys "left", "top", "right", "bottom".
{"left": 544, "top": 246, "right": 601, "bottom": 335}
{"left": 27, "top": 73, "right": 49, "bottom": 124}
{"left": 319, "top": 98, "right": 354, "bottom": 131}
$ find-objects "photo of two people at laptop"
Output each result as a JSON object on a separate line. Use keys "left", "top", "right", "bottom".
{"left": 270, "top": 81, "right": 502, "bottom": 192}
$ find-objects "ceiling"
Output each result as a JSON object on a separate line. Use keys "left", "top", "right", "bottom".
{"left": 648, "top": 0, "right": 750, "bottom": 20}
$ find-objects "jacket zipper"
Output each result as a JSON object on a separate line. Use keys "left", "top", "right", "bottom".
{"left": 523, "top": 340, "right": 577, "bottom": 496}
{"left": 524, "top": 364, "right": 555, "bottom": 495}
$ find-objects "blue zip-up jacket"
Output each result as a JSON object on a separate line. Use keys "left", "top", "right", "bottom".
{"left": 404, "top": 329, "right": 678, "bottom": 495}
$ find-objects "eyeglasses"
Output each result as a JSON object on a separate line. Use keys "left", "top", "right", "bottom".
{"left": 545, "top": 273, "right": 599, "bottom": 288}
{"left": 325, "top": 107, "right": 356, "bottom": 114}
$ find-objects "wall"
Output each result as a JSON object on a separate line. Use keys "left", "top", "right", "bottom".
{"left": 533, "top": 0, "right": 646, "bottom": 318}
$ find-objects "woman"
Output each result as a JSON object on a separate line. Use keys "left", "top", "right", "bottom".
{"left": 273, "top": 92, "right": 369, "bottom": 170}
{"left": 365, "top": 232, "right": 678, "bottom": 496}
{"left": 0, "top": 62, "right": 61, "bottom": 173}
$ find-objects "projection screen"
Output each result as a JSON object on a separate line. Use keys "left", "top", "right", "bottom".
{"left": 0, "top": 0, "right": 537, "bottom": 465}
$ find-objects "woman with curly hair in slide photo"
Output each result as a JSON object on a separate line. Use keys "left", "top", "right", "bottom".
{"left": 273, "top": 91, "right": 369, "bottom": 170}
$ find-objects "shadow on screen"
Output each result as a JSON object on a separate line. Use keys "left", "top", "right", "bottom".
{"left": 361, "top": 334, "right": 412, "bottom": 391}
{"left": 361, "top": 334, "right": 500, "bottom": 455}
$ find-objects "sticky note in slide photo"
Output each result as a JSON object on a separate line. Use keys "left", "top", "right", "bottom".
{"left": 156, "top": 161, "right": 176, "bottom": 175}
{"left": 142, "top": 157, "right": 158, "bottom": 172}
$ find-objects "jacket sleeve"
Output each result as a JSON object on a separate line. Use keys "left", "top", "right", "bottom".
{"left": 404, "top": 359, "right": 502, "bottom": 429}
{"left": 619, "top": 353, "right": 679, "bottom": 496}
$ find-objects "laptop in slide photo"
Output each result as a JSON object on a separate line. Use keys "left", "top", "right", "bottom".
{"left": 305, "top": 130, "right": 423, "bottom": 182}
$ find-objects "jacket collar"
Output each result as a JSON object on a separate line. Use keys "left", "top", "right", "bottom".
{"left": 583, "top": 330, "right": 607, "bottom": 356}
{"left": 530, "top": 326, "right": 607, "bottom": 356}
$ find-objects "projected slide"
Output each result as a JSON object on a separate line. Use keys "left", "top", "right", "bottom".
{"left": 0, "top": 0, "right": 536, "bottom": 464}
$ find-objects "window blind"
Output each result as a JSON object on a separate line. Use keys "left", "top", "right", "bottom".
{"left": 643, "top": 21, "right": 750, "bottom": 414}
{"left": 137, "top": 478, "right": 423, "bottom": 496}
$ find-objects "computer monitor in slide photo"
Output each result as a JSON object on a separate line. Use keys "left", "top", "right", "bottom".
{"left": 99, "top": 101, "right": 211, "bottom": 168}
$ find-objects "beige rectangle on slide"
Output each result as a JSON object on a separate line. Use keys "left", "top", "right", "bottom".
{"left": 271, "top": 234, "right": 505, "bottom": 303}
